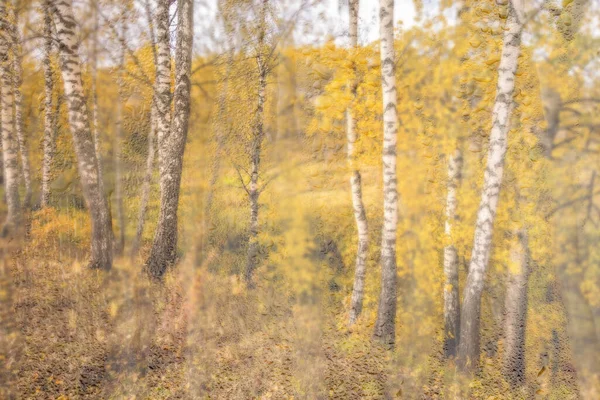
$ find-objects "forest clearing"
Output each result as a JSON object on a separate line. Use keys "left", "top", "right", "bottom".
{"left": 0, "top": 0, "right": 599, "bottom": 398}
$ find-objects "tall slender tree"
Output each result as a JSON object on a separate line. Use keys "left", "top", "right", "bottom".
{"left": 51, "top": 0, "right": 113, "bottom": 270}
{"left": 11, "top": 4, "right": 31, "bottom": 209}
{"left": 347, "top": 0, "right": 369, "bottom": 326}
{"left": 457, "top": 0, "right": 525, "bottom": 371}
{"left": 40, "top": 1, "right": 55, "bottom": 208}
{"left": 244, "top": 0, "right": 269, "bottom": 287}
{"left": 373, "top": 0, "right": 399, "bottom": 346}
{"left": 90, "top": 2, "right": 104, "bottom": 196}
{"left": 442, "top": 147, "right": 463, "bottom": 357}
{"left": 131, "top": 0, "right": 158, "bottom": 259}
{"left": 146, "top": 0, "right": 194, "bottom": 278}
{"left": 114, "top": 14, "right": 126, "bottom": 254}
{"left": 0, "top": 0, "right": 21, "bottom": 235}
{"left": 502, "top": 229, "right": 530, "bottom": 387}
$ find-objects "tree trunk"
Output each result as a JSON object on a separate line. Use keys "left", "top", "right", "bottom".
{"left": 203, "top": 46, "right": 233, "bottom": 255}
{"left": 502, "top": 230, "right": 530, "bottom": 387}
{"left": 443, "top": 148, "right": 463, "bottom": 357}
{"left": 245, "top": 1, "right": 268, "bottom": 288}
{"left": 457, "top": 0, "right": 524, "bottom": 372}
{"left": 52, "top": 0, "right": 113, "bottom": 270}
{"left": 373, "top": 0, "right": 399, "bottom": 347}
{"left": 0, "top": 3, "right": 21, "bottom": 235}
{"left": 40, "top": 3, "right": 55, "bottom": 208}
{"left": 131, "top": 103, "right": 156, "bottom": 258}
{"left": 131, "top": 0, "right": 158, "bottom": 259}
{"left": 245, "top": 56, "right": 267, "bottom": 288}
{"left": 90, "top": 3, "right": 104, "bottom": 195}
{"left": 347, "top": 0, "right": 369, "bottom": 327}
{"left": 114, "top": 20, "right": 126, "bottom": 254}
{"left": 11, "top": 8, "right": 31, "bottom": 209}
{"left": 146, "top": 0, "right": 193, "bottom": 279}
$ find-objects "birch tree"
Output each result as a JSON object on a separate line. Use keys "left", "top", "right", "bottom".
{"left": 442, "top": 148, "right": 463, "bottom": 357}
{"left": 131, "top": 0, "right": 158, "bottom": 259}
{"left": 40, "top": 2, "right": 55, "bottom": 207}
{"left": 457, "top": 0, "right": 525, "bottom": 371}
{"left": 204, "top": 2, "right": 236, "bottom": 243}
{"left": 90, "top": 3, "right": 103, "bottom": 195}
{"left": 373, "top": 0, "right": 399, "bottom": 346}
{"left": 502, "top": 230, "right": 530, "bottom": 387}
{"left": 347, "top": 0, "right": 369, "bottom": 326}
{"left": 114, "top": 16, "right": 126, "bottom": 254}
{"left": 0, "top": 0, "right": 21, "bottom": 235}
{"left": 146, "top": 0, "right": 194, "bottom": 278}
{"left": 11, "top": 4, "right": 31, "bottom": 209}
{"left": 244, "top": 0, "right": 269, "bottom": 287}
{"left": 51, "top": 0, "right": 113, "bottom": 269}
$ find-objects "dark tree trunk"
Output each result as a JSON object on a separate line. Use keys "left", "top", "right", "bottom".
{"left": 146, "top": 0, "right": 194, "bottom": 279}
{"left": 502, "top": 230, "right": 530, "bottom": 387}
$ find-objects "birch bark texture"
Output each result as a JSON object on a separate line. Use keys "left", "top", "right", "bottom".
{"left": 52, "top": 0, "right": 113, "bottom": 270}
{"left": 114, "top": 19, "right": 126, "bottom": 254}
{"left": 90, "top": 4, "right": 104, "bottom": 196}
{"left": 443, "top": 148, "right": 463, "bottom": 357}
{"left": 0, "top": 1, "right": 21, "bottom": 235}
{"left": 40, "top": 2, "right": 55, "bottom": 207}
{"left": 11, "top": 7, "right": 32, "bottom": 209}
{"left": 146, "top": 0, "right": 194, "bottom": 278}
{"left": 457, "top": 0, "right": 525, "bottom": 372}
{"left": 373, "top": 0, "right": 399, "bottom": 346}
{"left": 245, "top": 1, "right": 268, "bottom": 287}
{"left": 347, "top": 0, "right": 369, "bottom": 326}
{"left": 502, "top": 230, "right": 530, "bottom": 387}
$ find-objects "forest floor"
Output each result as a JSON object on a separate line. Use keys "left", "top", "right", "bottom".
{"left": 0, "top": 139, "right": 411, "bottom": 399}
{"left": 0, "top": 138, "right": 597, "bottom": 399}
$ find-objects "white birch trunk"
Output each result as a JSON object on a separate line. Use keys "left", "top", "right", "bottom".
{"left": 0, "top": 2, "right": 21, "bottom": 234}
{"left": 245, "top": 0, "right": 268, "bottom": 288}
{"left": 443, "top": 148, "right": 463, "bottom": 357}
{"left": 146, "top": 0, "right": 194, "bottom": 278}
{"left": 11, "top": 8, "right": 31, "bottom": 209}
{"left": 457, "top": 0, "right": 525, "bottom": 371}
{"left": 41, "top": 2, "right": 55, "bottom": 208}
{"left": 245, "top": 55, "right": 267, "bottom": 288}
{"left": 90, "top": 4, "right": 104, "bottom": 194}
{"left": 52, "top": 0, "right": 113, "bottom": 269}
{"left": 114, "top": 20, "right": 126, "bottom": 254}
{"left": 347, "top": 0, "right": 369, "bottom": 327}
{"left": 373, "top": 0, "right": 399, "bottom": 346}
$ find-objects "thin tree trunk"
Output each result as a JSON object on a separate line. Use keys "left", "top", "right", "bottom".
{"left": 114, "top": 20, "right": 126, "bottom": 254}
{"left": 11, "top": 8, "right": 31, "bottom": 209}
{"left": 373, "top": 0, "right": 399, "bottom": 347}
{"left": 347, "top": 0, "right": 369, "bottom": 327}
{"left": 41, "top": 3, "right": 55, "bottom": 208}
{"left": 502, "top": 230, "right": 530, "bottom": 387}
{"left": 131, "top": 102, "right": 156, "bottom": 258}
{"left": 245, "top": 54, "right": 267, "bottom": 288}
{"left": 0, "top": 2, "right": 21, "bottom": 235}
{"left": 443, "top": 148, "right": 463, "bottom": 357}
{"left": 52, "top": 0, "right": 113, "bottom": 270}
{"left": 130, "top": 0, "right": 158, "bottom": 259}
{"left": 91, "top": 3, "right": 104, "bottom": 195}
{"left": 457, "top": 0, "right": 524, "bottom": 372}
{"left": 204, "top": 47, "right": 233, "bottom": 244}
{"left": 146, "top": 0, "right": 193, "bottom": 279}
{"left": 245, "top": 0, "right": 268, "bottom": 288}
